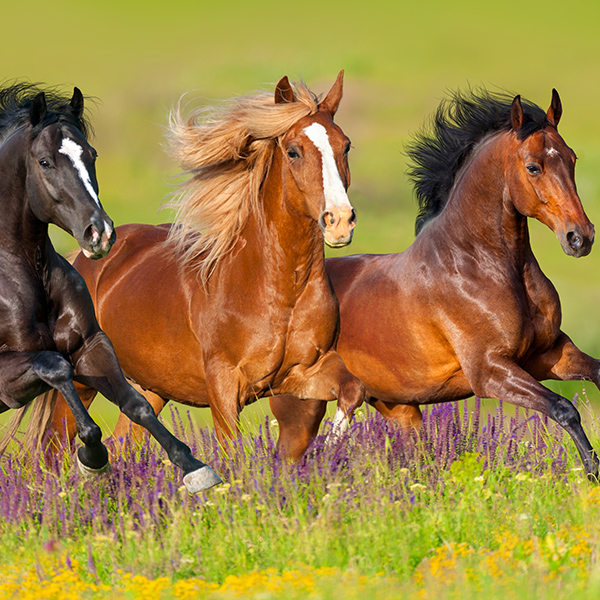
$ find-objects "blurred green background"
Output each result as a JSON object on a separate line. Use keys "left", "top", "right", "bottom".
{"left": 2, "top": 0, "right": 600, "bottom": 431}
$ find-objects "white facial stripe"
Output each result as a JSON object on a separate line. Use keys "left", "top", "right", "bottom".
{"left": 303, "top": 122, "right": 352, "bottom": 211}
{"left": 58, "top": 137, "right": 100, "bottom": 207}
{"left": 546, "top": 147, "right": 560, "bottom": 157}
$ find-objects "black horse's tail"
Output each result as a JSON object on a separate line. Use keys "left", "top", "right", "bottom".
{"left": 0, "top": 390, "right": 59, "bottom": 456}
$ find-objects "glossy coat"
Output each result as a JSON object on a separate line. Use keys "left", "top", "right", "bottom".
{"left": 49, "top": 74, "right": 365, "bottom": 461}
{"left": 0, "top": 85, "right": 221, "bottom": 491}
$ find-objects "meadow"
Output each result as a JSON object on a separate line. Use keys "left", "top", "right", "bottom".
{"left": 3, "top": 401, "right": 600, "bottom": 599}
{"left": 2, "top": 0, "right": 600, "bottom": 597}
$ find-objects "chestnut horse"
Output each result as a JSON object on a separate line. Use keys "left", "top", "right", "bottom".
{"left": 317, "top": 89, "right": 599, "bottom": 477}
{"left": 271, "top": 90, "right": 600, "bottom": 478}
{"left": 0, "top": 84, "right": 219, "bottom": 492}
{"left": 41, "top": 73, "right": 364, "bottom": 460}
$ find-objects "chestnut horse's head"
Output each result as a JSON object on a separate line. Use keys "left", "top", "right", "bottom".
{"left": 275, "top": 72, "right": 356, "bottom": 248}
{"left": 508, "top": 90, "right": 594, "bottom": 257}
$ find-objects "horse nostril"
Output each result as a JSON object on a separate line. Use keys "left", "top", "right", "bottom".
{"left": 567, "top": 231, "right": 583, "bottom": 251}
{"left": 84, "top": 224, "right": 100, "bottom": 245}
{"left": 319, "top": 211, "right": 335, "bottom": 229}
{"left": 349, "top": 208, "right": 357, "bottom": 225}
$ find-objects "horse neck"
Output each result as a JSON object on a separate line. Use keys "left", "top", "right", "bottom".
{"left": 0, "top": 134, "right": 50, "bottom": 263}
{"left": 435, "top": 133, "right": 532, "bottom": 265}
{"left": 240, "top": 146, "right": 326, "bottom": 288}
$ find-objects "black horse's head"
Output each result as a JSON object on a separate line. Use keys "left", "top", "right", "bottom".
{"left": 25, "top": 88, "right": 115, "bottom": 259}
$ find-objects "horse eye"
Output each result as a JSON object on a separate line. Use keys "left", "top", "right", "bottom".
{"left": 526, "top": 164, "right": 541, "bottom": 175}
{"left": 39, "top": 159, "right": 51, "bottom": 170}
{"left": 344, "top": 142, "right": 351, "bottom": 154}
{"left": 287, "top": 148, "right": 300, "bottom": 160}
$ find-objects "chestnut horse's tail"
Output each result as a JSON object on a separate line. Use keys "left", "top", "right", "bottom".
{"left": 0, "top": 390, "right": 59, "bottom": 456}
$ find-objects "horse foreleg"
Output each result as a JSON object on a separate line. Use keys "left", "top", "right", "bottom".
{"left": 368, "top": 398, "right": 423, "bottom": 429}
{"left": 269, "top": 395, "right": 327, "bottom": 461}
{"left": 205, "top": 369, "right": 244, "bottom": 454}
{"left": 112, "top": 382, "right": 167, "bottom": 444}
{"left": 524, "top": 332, "right": 600, "bottom": 389}
{"left": 473, "top": 355, "right": 599, "bottom": 479}
{"left": 291, "top": 351, "right": 365, "bottom": 439}
{"left": 73, "top": 333, "right": 222, "bottom": 492}
{"left": 50, "top": 383, "right": 97, "bottom": 446}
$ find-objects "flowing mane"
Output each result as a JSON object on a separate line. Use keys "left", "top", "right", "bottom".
{"left": 407, "top": 88, "right": 548, "bottom": 234}
{"left": 166, "top": 80, "right": 320, "bottom": 282}
{"left": 0, "top": 82, "right": 92, "bottom": 146}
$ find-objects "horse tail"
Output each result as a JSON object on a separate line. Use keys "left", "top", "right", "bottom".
{"left": 0, "top": 390, "right": 59, "bottom": 457}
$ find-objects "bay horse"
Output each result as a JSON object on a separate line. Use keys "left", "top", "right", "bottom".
{"left": 41, "top": 73, "right": 365, "bottom": 460}
{"left": 317, "top": 88, "right": 600, "bottom": 477}
{"left": 0, "top": 84, "right": 221, "bottom": 492}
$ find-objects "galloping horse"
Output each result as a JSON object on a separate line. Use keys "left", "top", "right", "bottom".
{"left": 42, "top": 73, "right": 365, "bottom": 460}
{"left": 321, "top": 89, "right": 599, "bottom": 476}
{"left": 0, "top": 84, "right": 220, "bottom": 492}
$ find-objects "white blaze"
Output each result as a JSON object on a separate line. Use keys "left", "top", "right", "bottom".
{"left": 58, "top": 137, "right": 100, "bottom": 207}
{"left": 303, "top": 122, "right": 352, "bottom": 212}
{"left": 546, "top": 147, "right": 560, "bottom": 157}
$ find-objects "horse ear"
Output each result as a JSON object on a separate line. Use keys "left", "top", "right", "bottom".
{"left": 30, "top": 92, "right": 47, "bottom": 127}
{"left": 274, "top": 76, "right": 295, "bottom": 104}
{"left": 319, "top": 70, "right": 344, "bottom": 115}
{"left": 510, "top": 95, "right": 524, "bottom": 131}
{"left": 70, "top": 87, "right": 84, "bottom": 119}
{"left": 546, "top": 88, "right": 562, "bottom": 128}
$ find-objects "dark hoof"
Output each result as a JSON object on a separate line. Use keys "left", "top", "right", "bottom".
{"left": 76, "top": 452, "right": 111, "bottom": 477}
{"left": 183, "top": 465, "right": 223, "bottom": 493}
{"left": 76, "top": 445, "right": 110, "bottom": 476}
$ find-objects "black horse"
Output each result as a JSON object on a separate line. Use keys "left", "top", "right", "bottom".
{"left": 0, "top": 84, "right": 221, "bottom": 492}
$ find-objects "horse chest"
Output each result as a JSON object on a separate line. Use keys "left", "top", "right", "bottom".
{"left": 234, "top": 285, "right": 337, "bottom": 390}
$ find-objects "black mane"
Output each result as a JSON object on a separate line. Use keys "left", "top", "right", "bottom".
{"left": 407, "top": 88, "right": 548, "bottom": 235}
{"left": 0, "top": 82, "right": 92, "bottom": 145}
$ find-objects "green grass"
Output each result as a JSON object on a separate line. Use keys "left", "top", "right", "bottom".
{"left": 3, "top": 403, "right": 600, "bottom": 599}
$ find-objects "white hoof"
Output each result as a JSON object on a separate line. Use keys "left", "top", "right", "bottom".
{"left": 76, "top": 453, "right": 111, "bottom": 477}
{"left": 183, "top": 465, "right": 223, "bottom": 494}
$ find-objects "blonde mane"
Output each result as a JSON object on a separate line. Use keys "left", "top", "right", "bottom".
{"left": 165, "top": 80, "right": 320, "bottom": 282}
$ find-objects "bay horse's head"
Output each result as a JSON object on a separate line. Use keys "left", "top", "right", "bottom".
{"left": 508, "top": 90, "right": 594, "bottom": 257}
{"left": 276, "top": 72, "right": 356, "bottom": 248}
{"left": 25, "top": 89, "right": 115, "bottom": 259}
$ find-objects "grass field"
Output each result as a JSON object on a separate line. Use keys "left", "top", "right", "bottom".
{"left": 3, "top": 401, "right": 600, "bottom": 599}
{"left": 2, "top": 0, "right": 600, "bottom": 596}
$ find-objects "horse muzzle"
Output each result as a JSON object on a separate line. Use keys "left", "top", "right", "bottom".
{"left": 561, "top": 224, "right": 595, "bottom": 258}
{"left": 80, "top": 219, "right": 116, "bottom": 260}
{"left": 320, "top": 207, "right": 357, "bottom": 248}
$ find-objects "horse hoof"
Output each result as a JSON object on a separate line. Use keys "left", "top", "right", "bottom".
{"left": 76, "top": 452, "right": 111, "bottom": 477}
{"left": 183, "top": 465, "right": 223, "bottom": 494}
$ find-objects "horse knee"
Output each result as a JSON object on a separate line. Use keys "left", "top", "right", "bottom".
{"left": 338, "top": 376, "right": 365, "bottom": 415}
{"left": 121, "top": 394, "right": 156, "bottom": 426}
